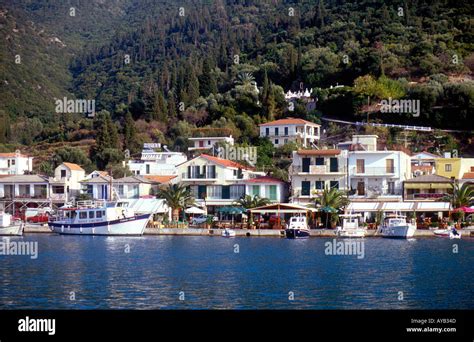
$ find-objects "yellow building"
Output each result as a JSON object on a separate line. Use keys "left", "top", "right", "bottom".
{"left": 435, "top": 158, "right": 474, "bottom": 180}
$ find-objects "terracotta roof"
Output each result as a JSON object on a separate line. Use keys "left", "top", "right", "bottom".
{"left": 0, "top": 152, "right": 30, "bottom": 158}
{"left": 405, "top": 174, "right": 453, "bottom": 183}
{"left": 244, "top": 176, "right": 284, "bottom": 184}
{"left": 259, "top": 118, "right": 320, "bottom": 126}
{"left": 462, "top": 172, "right": 474, "bottom": 179}
{"left": 63, "top": 162, "right": 85, "bottom": 171}
{"left": 200, "top": 154, "right": 255, "bottom": 170}
{"left": 411, "top": 165, "right": 434, "bottom": 172}
{"left": 144, "top": 175, "right": 177, "bottom": 184}
{"left": 297, "top": 149, "right": 341, "bottom": 156}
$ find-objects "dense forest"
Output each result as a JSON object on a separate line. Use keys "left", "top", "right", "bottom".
{"left": 0, "top": 0, "right": 473, "bottom": 175}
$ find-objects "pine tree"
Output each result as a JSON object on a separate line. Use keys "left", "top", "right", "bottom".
{"left": 199, "top": 59, "right": 217, "bottom": 97}
{"left": 124, "top": 112, "right": 140, "bottom": 155}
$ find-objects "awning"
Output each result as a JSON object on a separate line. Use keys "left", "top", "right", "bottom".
{"left": 126, "top": 198, "right": 168, "bottom": 214}
{"left": 185, "top": 207, "right": 205, "bottom": 214}
{"left": 404, "top": 183, "right": 451, "bottom": 190}
{"left": 346, "top": 201, "right": 452, "bottom": 212}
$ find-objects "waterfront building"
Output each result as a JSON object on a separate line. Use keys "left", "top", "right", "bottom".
{"left": 242, "top": 176, "right": 287, "bottom": 203}
{"left": 403, "top": 174, "right": 453, "bottom": 201}
{"left": 112, "top": 175, "right": 161, "bottom": 199}
{"left": 0, "top": 152, "right": 33, "bottom": 175}
{"left": 187, "top": 136, "right": 234, "bottom": 152}
{"left": 435, "top": 154, "right": 474, "bottom": 180}
{"left": 289, "top": 149, "right": 348, "bottom": 204}
{"left": 342, "top": 135, "right": 412, "bottom": 202}
{"left": 48, "top": 162, "right": 86, "bottom": 202}
{"left": 127, "top": 145, "right": 187, "bottom": 176}
{"left": 80, "top": 175, "right": 113, "bottom": 200}
{"left": 259, "top": 118, "right": 321, "bottom": 148}
{"left": 176, "top": 154, "right": 265, "bottom": 213}
{"left": 0, "top": 174, "right": 51, "bottom": 214}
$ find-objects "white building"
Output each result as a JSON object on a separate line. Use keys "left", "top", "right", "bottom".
{"left": 0, "top": 152, "right": 33, "bottom": 175}
{"left": 259, "top": 118, "right": 321, "bottom": 148}
{"left": 243, "top": 176, "right": 287, "bottom": 203}
{"left": 289, "top": 149, "right": 348, "bottom": 204}
{"left": 343, "top": 135, "right": 412, "bottom": 201}
{"left": 188, "top": 136, "right": 234, "bottom": 151}
{"left": 176, "top": 154, "right": 267, "bottom": 213}
{"left": 127, "top": 146, "right": 187, "bottom": 176}
{"left": 49, "top": 162, "right": 86, "bottom": 202}
{"left": 410, "top": 151, "right": 440, "bottom": 177}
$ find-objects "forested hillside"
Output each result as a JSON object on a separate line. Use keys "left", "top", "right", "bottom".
{"left": 0, "top": 0, "right": 473, "bottom": 174}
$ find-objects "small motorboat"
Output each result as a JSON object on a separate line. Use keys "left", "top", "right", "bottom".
{"left": 336, "top": 214, "right": 366, "bottom": 238}
{"left": 285, "top": 216, "right": 310, "bottom": 239}
{"left": 0, "top": 212, "right": 24, "bottom": 236}
{"left": 378, "top": 214, "right": 416, "bottom": 238}
{"left": 222, "top": 228, "right": 236, "bottom": 237}
{"left": 434, "top": 227, "right": 461, "bottom": 239}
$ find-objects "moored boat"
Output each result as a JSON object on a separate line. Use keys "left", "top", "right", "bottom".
{"left": 48, "top": 200, "right": 151, "bottom": 236}
{"left": 0, "top": 212, "right": 24, "bottom": 236}
{"left": 433, "top": 227, "right": 461, "bottom": 239}
{"left": 221, "top": 228, "right": 236, "bottom": 237}
{"left": 285, "top": 216, "right": 310, "bottom": 239}
{"left": 379, "top": 214, "right": 416, "bottom": 238}
{"left": 336, "top": 214, "right": 366, "bottom": 238}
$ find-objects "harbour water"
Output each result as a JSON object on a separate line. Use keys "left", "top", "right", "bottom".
{"left": 0, "top": 235, "right": 473, "bottom": 309}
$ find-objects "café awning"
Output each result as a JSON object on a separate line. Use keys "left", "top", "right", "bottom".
{"left": 346, "top": 201, "right": 452, "bottom": 212}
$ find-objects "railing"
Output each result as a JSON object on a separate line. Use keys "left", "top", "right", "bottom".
{"left": 350, "top": 188, "right": 403, "bottom": 197}
{"left": 290, "top": 165, "right": 345, "bottom": 174}
{"left": 351, "top": 167, "right": 397, "bottom": 176}
{"left": 181, "top": 172, "right": 218, "bottom": 180}
{"left": 405, "top": 193, "right": 446, "bottom": 200}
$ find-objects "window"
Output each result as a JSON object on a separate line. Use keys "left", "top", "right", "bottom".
{"left": 61, "top": 170, "right": 67, "bottom": 178}
{"left": 284, "top": 127, "right": 288, "bottom": 136}
{"left": 388, "top": 181, "right": 395, "bottom": 195}
{"left": 89, "top": 211, "right": 95, "bottom": 219}
{"left": 269, "top": 185, "right": 277, "bottom": 201}
{"left": 386, "top": 159, "right": 394, "bottom": 173}
{"left": 315, "top": 157, "right": 324, "bottom": 166}
{"left": 207, "top": 186, "right": 222, "bottom": 199}
{"left": 118, "top": 185, "right": 124, "bottom": 196}
{"left": 265, "top": 127, "right": 269, "bottom": 136}
{"left": 252, "top": 185, "right": 260, "bottom": 197}
{"left": 315, "top": 181, "right": 324, "bottom": 190}
{"left": 284, "top": 138, "right": 288, "bottom": 144}
{"left": 302, "top": 158, "right": 311, "bottom": 172}
{"left": 275, "top": 127, "right": 279, "bottom": 136}
{"left": 329, "top": 157, "right": 338, "bottom": 172}
{"left": 206, "top": 165, "right": 216, "bottom": 178}
{"left": 445, "top": 164, "right": 452, "bottom": 172}
{"left": 79, "top": 212, "right": 87, "bottom": 219}
{"left": 208, "top": 140, "right": 211, "bottom": 145}
{"left": 356, "top": 159, "right": 365, "bottom": 173}
{"left": 146, "top": 164, "right": 150, "bottom": 174}
{"left": 330, "top": 181, "right": 339, "bottom": 189}
{"left": 301, "top": 181, "right": 311, "bottom": 196}
{"left": 274, "top": 139, "right": 279, "bottom": 145}
{"left": 96, "top": 211, "right": 102, "bottom": 219}
{"left": 230, "top": 185, "right": 245, "bottom": 199}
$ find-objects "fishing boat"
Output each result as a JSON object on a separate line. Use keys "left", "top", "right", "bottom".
{"left": 48, "top": 200, "right": 151, "bottom": 236}
{"left": 221, "top": 228, "right": 236, "bottom": 237}
{"left": 336, "top": 214, "right": 366, "bottom": 238}
{"left": 0, "top": 212, "right": 24, "bottom": 236}
{"left": 378, "top": 214, "right": 416, "bottom": 238}
{"left": 433, "top": 227, "right": 461, "bottom": 239}
{"left": 285, "top": 216, "right": 310, "bottom": 239}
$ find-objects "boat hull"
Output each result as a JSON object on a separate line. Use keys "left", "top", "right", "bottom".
{"left": 434, "top": 229, "right": 461, "bottom": 239}
{"left": 49, "top": 214, "right": 150, "bottom": 236}
{"left": 337, "top": 229, "right": 366, "bottom": 238}
{"left": 0, "top": 224, "right": 24, "bottom": 236}
{"left": 285, "top": 228, "right": 310, "bottom": 239}
{"left": 380, "top": 225, "right": 416, "bottom": 238}
{"left": 222, "top": 229, "right": 236, "bottom": 237}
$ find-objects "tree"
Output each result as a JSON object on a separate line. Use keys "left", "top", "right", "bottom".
{"left": 93, "top": 110, "right": 120, "bottom": 169}
{"left": 199, "top": 59, "right": 217, "bottom": 97}
{"left": 313, "top": 187, "right": 350, "bottom": 228}
{"left": 123, "top": 112, "right": 140, "bottom": 155}
{"left": 158, "top": 184, "right": 196, "bottom": 222}
{"left": 233, "top": 195, "right": 270, "bottom": 209}
{"left": 442, "top": 182, "right": 474, "bottom": 209}
{"left": 53, "top": 146, "right": 92, "bottom": 170}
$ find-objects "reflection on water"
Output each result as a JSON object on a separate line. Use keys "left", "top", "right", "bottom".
{"left": 0, "top": 235, "right": 472, "bottom": 309}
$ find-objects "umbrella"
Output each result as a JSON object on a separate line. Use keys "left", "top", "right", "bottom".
{"left": 217, "top": 207, "right": 245, "bottom": 226}
{"left": 319, "top": 206, "right": 337, "bottom": 213}
{"left": 454, "top": 206, "right": 474, "bottom": 213}
{"left": 185, "top": 207, "right": 205, "bottom": 214}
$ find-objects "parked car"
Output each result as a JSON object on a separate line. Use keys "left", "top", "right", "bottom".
{"left": 191, "top": 215, "right": 218, "bottom": 225}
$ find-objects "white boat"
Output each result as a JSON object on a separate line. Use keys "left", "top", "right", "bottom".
{"left": 48, "top": 200, "right": 151, "bottom": 236}
{"left": 285, "top": 216, "right": 310, "bottom": 239}
{"left": 336, "top": 214, "right": 366, "bottom": 238}
{"left": 0, "top": 213, "right": 24, "bottom": 236}
{"left": 221, "top": 228, "right": 236, "bottom": 237}
{"left": 433, "top": 228, "right": 461, "bottom": 239}
{"left": 379, "top": 214, "right": 416, "bottom": 238}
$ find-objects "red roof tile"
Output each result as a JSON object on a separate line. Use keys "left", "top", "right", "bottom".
{"left": 244, "top": 176, "right": 284, "bottom": 183}
{"left": 297, "top": 149, "right": 341, "bottom": 156}
{"left": 200, "top": 154, "right": 255, "bottom": 170}
{"left": 259, "top": 118, "right": 320, "bottom": 126}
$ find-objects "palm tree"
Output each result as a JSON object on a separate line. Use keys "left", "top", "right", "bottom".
{"left": 233, "top": 194, "right": 270, "bottom": 209}
{"left": 158, "top": 184, "right": 195, "bottom": 222}
{"left": 235, "top": 72, "right": 255, "bottom": 87}
{"left": 442, "top": 182, "right": 474, "bottom": 208}
{"left": 313, "top": 187, "right": 350, "bottom": 228}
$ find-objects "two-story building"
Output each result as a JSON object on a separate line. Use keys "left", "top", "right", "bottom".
{"left": 289, "top": 149, "right": 348, "bottom": 204}
{"left": 48, "top": 162, "right": 86, "bottom": 203}
{"left": 176, "top": 154, "right": 266, "bottom": 213}
{"left": 259, "top": 118, "right": 321, "bottom": 148}
{"left": 342, "top": 135, "right": 412, "bottom": 202}
{"left": 0, "top": 152, "right": 33, "bottom": 175}
{"left": 243, "top": 176, "right": 287, "bottom": 203}
{"left": 411, "top": 151, "right": 440, "bottom": 177}
{"left": 403, "top": 174, "right": 453, "bottom": 201}
{"left": 435, "top": 154, "right": 474, "bottom": 181}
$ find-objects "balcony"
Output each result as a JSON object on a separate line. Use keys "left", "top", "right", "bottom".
{"left": 351, "top": 167, "right": 397, "bottom": 176}
{"left": 404, "top": 193, "right": 446, "bottom": 201}
{"left": 181, "top": 172, "right": 218, "bottom": 181}
{"left": 290, "top": 165, "right": 345, "bottom": 174}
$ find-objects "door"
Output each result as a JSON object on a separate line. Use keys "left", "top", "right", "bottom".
{"left": 356, "top": 159, "right": 365, "bottom": 173}
{"left": 302, "top": 158, "right": 311, "bottom": 172}
{"left": 357, "top": 182, "right": 365, "bottom": 195}
{"left": 301, "top": 181, "right": 311, "bottom": 196}
{"left": 329, "top": 157, "right": 338, "bottom": 172}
